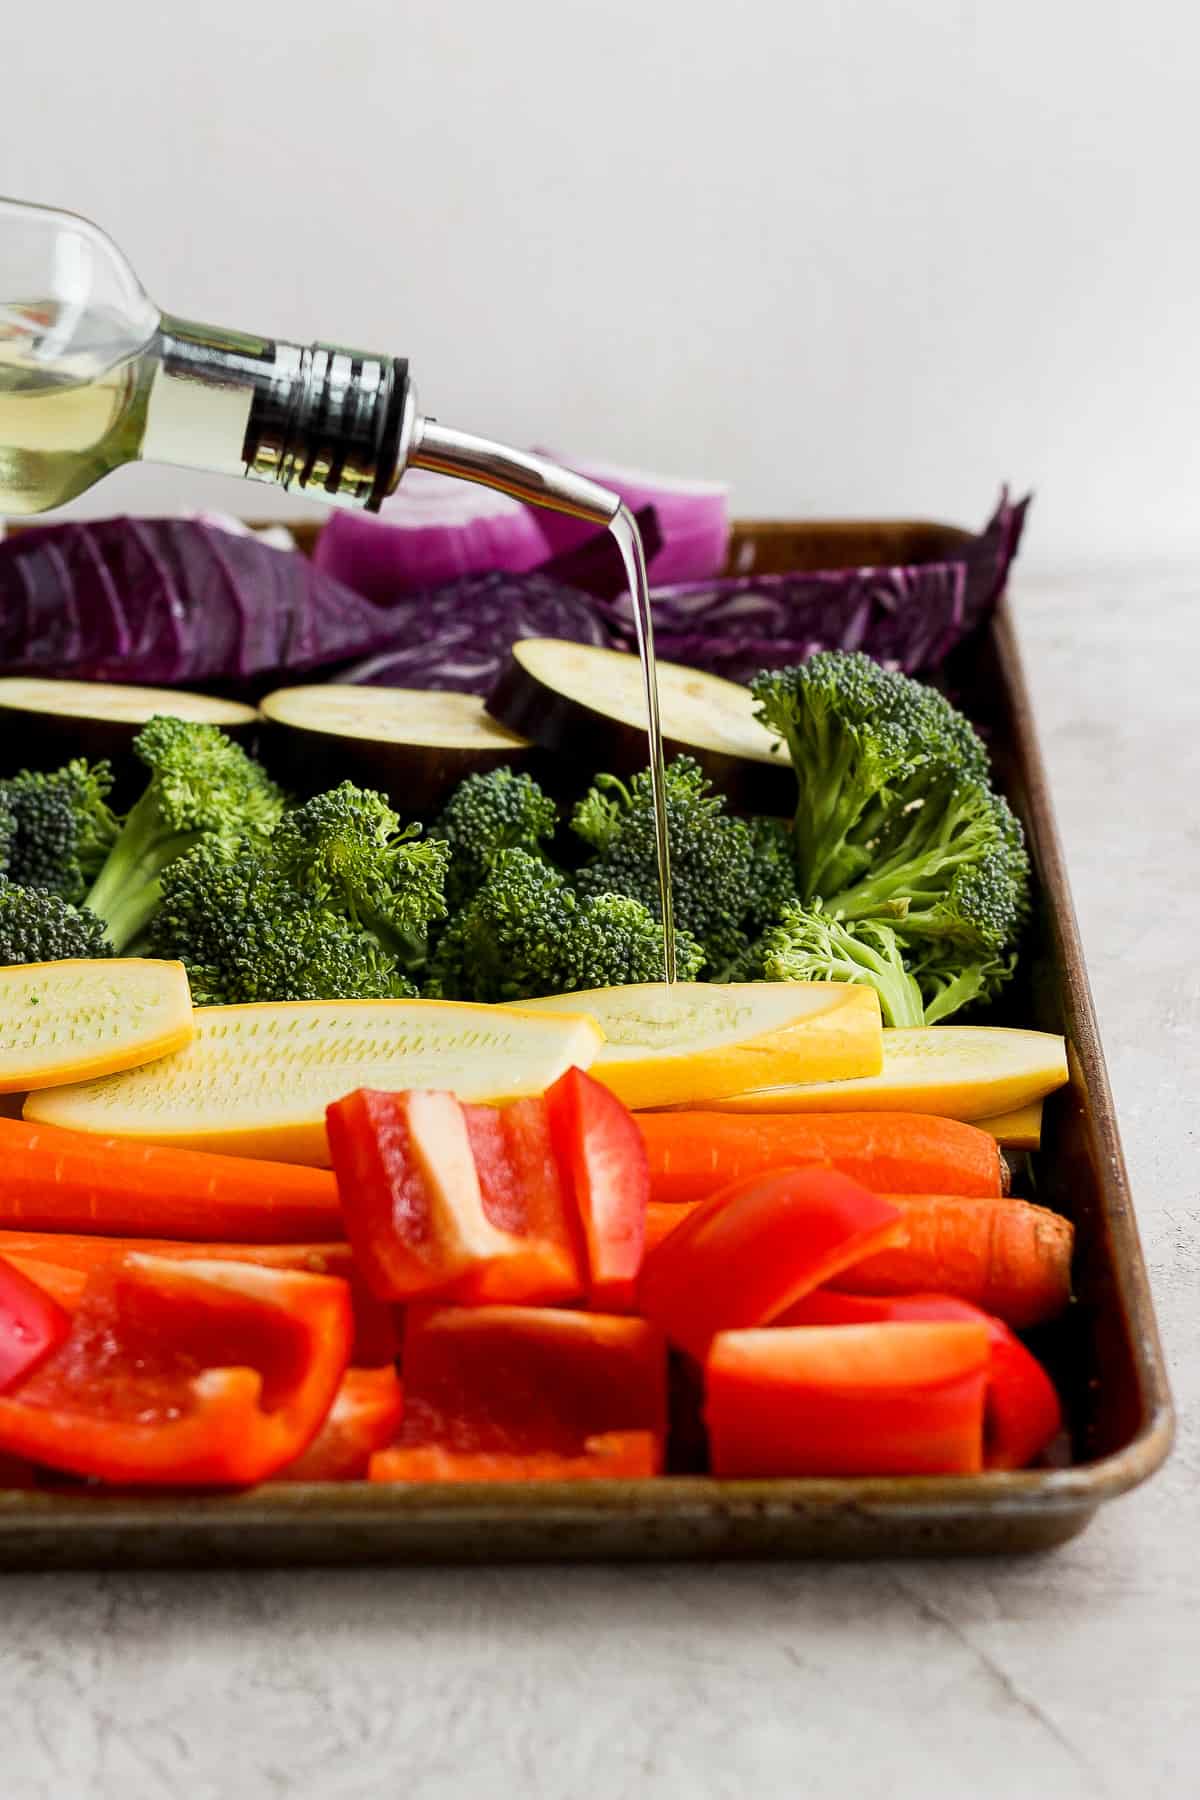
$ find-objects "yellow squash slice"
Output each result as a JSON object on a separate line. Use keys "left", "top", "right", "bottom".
{"left": 512, "top": 982, "right": 882, "bottom": 1111}
{"left": 24, "top": 997, "right": 602, "bottom": 1165}
{"left": 974, "top": 1101, "right": 1044, "bottom": 1150}
{"left": 686, "top": 1025, "right": 1068, "bottom": 1120}
{"left": 0, "top": 959, "right": 193, "bottom": 1093}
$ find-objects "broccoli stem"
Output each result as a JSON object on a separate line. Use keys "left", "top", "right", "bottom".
{"left": 826, "top": 802, "right": 991, "bottom": 922}
{"left": 863, "top": 955, "right": 927, "bottom": 1029}
{"left": 84, "top": 792, "right": 203, "bottom": 952}
{"left": 813, "top": 927, "right": 926, "bottom": 1028}
{"left": 350, "top": 900, "right": 427, "bottom": 972}
{"left": 792, "top": 732, "right": 863, "bottom": 899}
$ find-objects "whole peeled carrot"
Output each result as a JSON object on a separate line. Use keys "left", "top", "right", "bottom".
{"left": 830, "top": 1194, "right": 1073, "bottom": 1328}
{"left": 0, "top": 1117, "right": 344, "bottom": 1242}
{"left": 637, "top": 1113, "right": 1005, "bottom": 1208}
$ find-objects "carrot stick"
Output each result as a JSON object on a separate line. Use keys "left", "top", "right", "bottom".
{"left": 0, "top": 1117, "right": 344, "bottom": 1242}
{"left": 830, "top": 1194, "right": 1073, "bottom": 1327}
{"left": 637, "top": 1113, "right": 1005, "bottom": 1207}
{"left": 0, "top": 1231, "right": 353, "bottom": 1277}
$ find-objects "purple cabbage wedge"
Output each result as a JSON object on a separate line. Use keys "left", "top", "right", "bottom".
{"left": 337, "top": 570, "right": 617, "bottom": 693}
{"left": 0, "top": 518, "right": 409, "bottom": 687}
{"left": 593, "top": 490, "right": 1030, "bottom": 685}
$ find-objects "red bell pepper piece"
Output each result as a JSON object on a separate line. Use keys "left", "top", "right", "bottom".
{"left": 459, "top": 1098, "right": 584, "bottom": 1302}
{"left": 781, "top": 1290, "right": 1063, "bottom": 1470}
{"left": 370, "top": 1431, "right": 658, "bottom": 1483}
{"left": 277, "top": 1366, "right": 404, "bottom": 1482}
{"left": 544, "top": 1066, "right": 648, "bottom": 1311}
{"left": 327, "top": 1089, "right": 583, "bottom": 1306}
{"left": 0, "top": 1233, "right": 399, "bottom": 1368}
{"left": 0, "top": 1254, "right": 352, "bottom": 1486}
{"left": 380, "top": 1304, "right": 667, "bottom": 1478}
{"left": 637, "top": 1167, "right": 904, "bottom": 1360}
{"left": 706, "top": 1320, "right": 991, "bottom": 1477}
{"left": 4, "top": 1257, "right": 88, "bottom": 1316}
{"left": 0, "top": 1254, "right": 72, "bottom": 1393}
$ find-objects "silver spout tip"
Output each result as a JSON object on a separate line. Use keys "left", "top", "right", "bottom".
{"left": 407, "top": 418, "right": 621, "bottom": 527}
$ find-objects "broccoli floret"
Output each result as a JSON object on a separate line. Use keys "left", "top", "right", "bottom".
{"left": 754, "top": 901, "right": 925, "bottom": 1028}
{"left": 426, "top": 847, "right": 702, "bottom": 1002}
{"left": 269, "top": 783, "right": 448, "bottom": 967}
{"left": 752, "top": 652, "right": 990, "bottom": 901}
{"left": 748, "top": 653, "right": 1029, "bottom": 1024}
{"left": 572, "top": 757, "right": 758, "bottom": 974}
{"left": 0, "top": 761, "right": 120, "bottom": 903}
{"left": 688, "top": 815, "right": 800, "bottom": 983}
{"left": 0, "top": 793, "right": 15, "bottom": 876}
{"left": 825, "top": 782, "right": 1031, "bottom": 1021}
{"left": 912, "top": 938, "right": 1017, "bottom": 1026}
{"left": 430, "top": 768, "right": 559, "bottom": 909}
{"left": 829, "top": 782, "right": 1028, "bottom": 938}
{"left": 0, "top": 876, "right": 113, "bottom": 965}
{"left": 148, "top": 782, "right": 448, "bottom": 1006}
{"left": 85, "top": 718, "right": 286, "bottom": 952}
{"left": 149, "top": 841, "right": 417, "bottom": 1006}
{"left": 741, "top": 815, "right": 800, "bottom": 935}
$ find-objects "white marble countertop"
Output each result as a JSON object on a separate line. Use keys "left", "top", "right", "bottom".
{"left": 3, "top": 565, "right": 1196, "bottom": 1799}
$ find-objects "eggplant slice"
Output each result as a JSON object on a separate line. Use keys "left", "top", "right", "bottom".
{"left": 486, "top": 638, "right": 793, "bottom": 813}
{"left": 0, "top": 677, "right": 259, "bottom": 785}
{"left": 258, "top": 685, "right": 535, "bottom": 815}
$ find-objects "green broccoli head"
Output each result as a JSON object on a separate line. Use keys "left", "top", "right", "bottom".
{"left": 751, "top": 652, "right": 990, "bottom": 900}
{"left": 911, "top": 937, "right": 1017, "bottom": 1026}
{"left": 572, "top": 756, "right": 757, "bottom": 973}
{"left": 0, "top": 792, "right": 15, "bottom": 878}
{"left": 147, "top": 780, "right": 448, "bottom": 1006}
{"left": 130, "top": 716, "right": 285, "bottom": 842}
{"left": 84, "top": 718, "right": 287, "bottom": 952}
{"left": 832, "top": 781, "right": 1031, "bottom": 954}
{"left": 741, "top": 815, "right": 800, "bottom": 935}
{"left": 0, "top": 761, "right": 120, "bottom": 903}
{"left": 747, "top": 651, "right": 1028, "bottom": 1024}
{"left": 269, "top": 782, "right": 448, "bottom": 962}
{"left": 754, "top": 900, "right": 925, "bottom": 1028}
{"left": 430, "top": 768, "right": 560, "bottom": 909}
{"left": 426, "top": 847, "right": 702, "bottom": 1002}
{"left": 148, "top": 837, "right": 420, "bottom": 1007}
{"left": 0, "top": 876, "right": 113, "bottom": 966}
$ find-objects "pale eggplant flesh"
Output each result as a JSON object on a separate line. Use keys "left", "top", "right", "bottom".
{"left": 486, "top": 637, "right": 794, "bottom": 815}
{"left": 0, "top": 677, "right": 259, "bottom": 794}
{"left": 257, "top": 684, "right": 538, "bottom": 817}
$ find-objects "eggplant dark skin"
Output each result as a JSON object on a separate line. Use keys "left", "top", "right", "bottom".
{"left": 257, "top": 686, "right": 541, "bottom": 820}
{"left": 486, "top": 641, "right": 795, "bottom": 818}
{"left": 0, "top": 679, "right": 259, "bottom": 802}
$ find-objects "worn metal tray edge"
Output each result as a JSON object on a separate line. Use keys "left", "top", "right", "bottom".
{"left": 986, "top": 597, "right": 1174, "bottom": 1484}
{"left": 0, "top": 520, "right": 1174, "bottom": 1569}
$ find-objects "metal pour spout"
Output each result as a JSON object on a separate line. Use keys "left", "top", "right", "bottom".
{"left": 404, "top": 414, "right": 621, "bottom": 528}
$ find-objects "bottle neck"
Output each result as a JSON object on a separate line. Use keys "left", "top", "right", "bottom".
{"left": 142, "top": 315, "right": 412, "bottom": 511}
{"left": 138, "top": 316, "right": 621, "bottom": 527}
